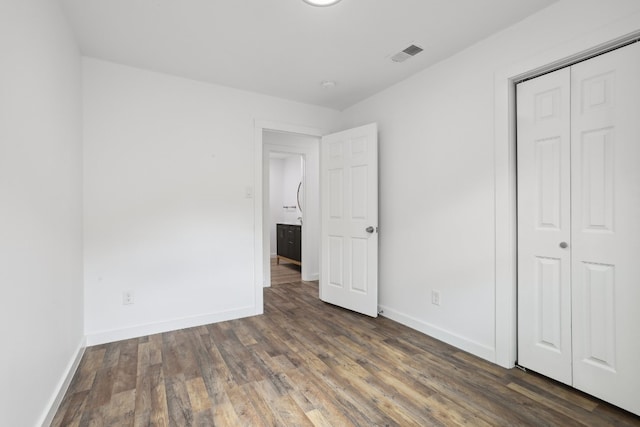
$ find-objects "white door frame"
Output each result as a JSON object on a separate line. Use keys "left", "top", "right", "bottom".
{"left": 253, "top": 121, "right": 323, "bottom": 313}
{"left": 493, "top": 22, "right": 640, "bottom": 368}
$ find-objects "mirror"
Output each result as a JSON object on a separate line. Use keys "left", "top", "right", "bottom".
{"left": 296, "top": 181, "right": 303, "bottom": 213}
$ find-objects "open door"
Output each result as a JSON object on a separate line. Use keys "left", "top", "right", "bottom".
{"left": 320, "top": 123, "right": 378, "bottom": 317}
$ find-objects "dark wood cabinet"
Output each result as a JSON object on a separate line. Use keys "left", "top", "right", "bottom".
{"left": 276, "top": 224, "right": 301, "bottom": 265}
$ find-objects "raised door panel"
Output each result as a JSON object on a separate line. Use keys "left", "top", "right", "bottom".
{"left": 327, "top": 167, "right": 345, "bottom": 275}
{"left": 328, "top": 236, "right": 344, "bottom": 288}
{"left": 580, "top": 262, "right": 616, "bottom": 371}
{"left": 351, "top": 165, "right": 368, "bottom": 221}
{"left": 570, "top": 42, "right": 640, "bottom": 416}
{"left": 329, "top": 169, "right": 344, "bottom": 220}
{"left": 535, "top": 137, "right": 562, "bottom": 230}
{"left": 350, "top": 238, "right": 368, "bottom": 294}
{"left": 534, "top": 256, "right": 563, "bottom": 352}
{"left": 348, "top": 136, "right": 374, "bottom": 299}
{"left": 580, "top": 130, "right": 614, "bottom": 232}
{"left": 517, "top": 67, "right": 573, "bottom": 385}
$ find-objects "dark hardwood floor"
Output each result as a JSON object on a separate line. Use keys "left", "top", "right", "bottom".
{"left": 52, "top": 261, "right": 640, "bottom": 426}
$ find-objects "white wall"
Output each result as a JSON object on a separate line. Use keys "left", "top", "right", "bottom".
{"left": 0, "top": 0, "right": 84, "bottom": 426}
{"left": 83, "top": 58, "right": 339, "bottom": 344}
{"left": 340, "top": 0, "right": 640, "bottom": 362}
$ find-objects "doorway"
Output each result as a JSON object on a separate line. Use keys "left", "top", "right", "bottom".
{"left": 268, "top": 151, "right": 304, "bottom": 285}
{"left": 254, "top": 120, "right": 380, "bottom": 319}
{"left": 260, "top": 128, "right": 321, "bottom": 288}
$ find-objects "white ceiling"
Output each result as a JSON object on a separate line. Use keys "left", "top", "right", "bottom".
{"left": 60, "top": 0, "right": 557, "bottom": 110}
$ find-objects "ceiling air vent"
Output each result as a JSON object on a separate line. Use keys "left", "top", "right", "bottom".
{"left": 391, "top": 44, "right": 424, "bottom": 63}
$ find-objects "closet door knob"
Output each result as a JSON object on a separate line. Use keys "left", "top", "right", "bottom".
{"left": 559, "top": 242, "right": 568, "bottom": 249}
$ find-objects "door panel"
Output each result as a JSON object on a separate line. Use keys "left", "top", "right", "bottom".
{"left": 320, "top": 123, "right": 378, "bottom": 317}
{"left": 580, "top": 129, "right": 614, "bottom": 232}
{"left": 570, "top": 42, "right": 640, "bottom": 416}
{"left": 328, "top": 236, "right": 344, "bottom": 287}
{"left": 534, "top": 256, "right": 563, "bottom": 351}
{"left": 517, "top": 67, "right": 573, "bottom": 385}
{"left": 580, "top": 262, "right": 616, "bottom": 370}
{"left": 535, "top": 137, "right": 562, "bottom": 229}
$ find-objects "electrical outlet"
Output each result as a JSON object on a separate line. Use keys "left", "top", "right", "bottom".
{"left": 123, "top": 291, "right": 135, "bottom": 305}
{"left": 431, "top": 290, "right": 441, "bottom": 306}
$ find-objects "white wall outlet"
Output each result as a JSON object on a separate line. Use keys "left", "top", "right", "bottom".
{"left": 123, "top": 290, "right": 135, "bottom": 305}
{"left": 431, "top": 290, "right": 441, "bottom": 306}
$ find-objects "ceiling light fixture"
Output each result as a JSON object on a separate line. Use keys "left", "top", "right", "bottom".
{"left": 302, "top": 0, "right": 342, "bottom": 7}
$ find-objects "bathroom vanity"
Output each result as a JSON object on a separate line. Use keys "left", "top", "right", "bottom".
{"left": 276, "top": 223, "right": 301, "bottom": 266}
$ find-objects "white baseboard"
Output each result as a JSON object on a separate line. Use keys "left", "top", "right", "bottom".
{"left": 302, "top": 272, "right": 319, "bottom": 281}
{"left": 378, "top": 305, "right": 496, "bottom": 363}
{"left": 39, "top": 337, "right": 86, "bottom": 427}
{"left": 85, "top": 306, "right": 256, "bottom": 346}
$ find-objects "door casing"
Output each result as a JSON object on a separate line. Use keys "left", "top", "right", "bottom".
{"left": 253, "top": 121, "right": 322, "bottom": 314}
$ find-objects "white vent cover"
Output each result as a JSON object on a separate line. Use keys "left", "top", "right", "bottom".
{"left": 391, "top": 44, "right": 424, "bottom": 63}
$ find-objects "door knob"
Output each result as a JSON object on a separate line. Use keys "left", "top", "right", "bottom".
{"left": 559, "top": 242, "right": 568, "bottom": 249}
{"left": 366, "top": 226, "right": 375, "bottom": 233}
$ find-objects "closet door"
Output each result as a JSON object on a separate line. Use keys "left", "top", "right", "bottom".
{"left": 570, "top": 41, "right": 640, "bottom": 416}
{"left": 516, "top": 67, "right": 573, "bottom": 385}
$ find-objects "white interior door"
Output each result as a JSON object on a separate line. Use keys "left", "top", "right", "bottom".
{"left": 517, "top": 42, "right": 640, "bottom": 416}
{"left": 320, "top": 123, "right": 378, "bottom": 317}
{"left": 517, "top": 67, "right": 573, "bottom": 385}
{"left": 570, "top": 42, "right": 640, "bottom": 416}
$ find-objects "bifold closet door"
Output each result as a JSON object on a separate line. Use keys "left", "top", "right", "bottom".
{"left": 516, "top": 67, "right": 573, "bottom": 386}
{"left": 570, "top": 41, "right": 640, "bottom": 416}
{"left": 518, "top": 41, "right": 640, "bottom": 416}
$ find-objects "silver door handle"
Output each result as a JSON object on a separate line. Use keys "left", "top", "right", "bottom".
{"left": 366, "top": 226, "right": 375, "bottom": 233}
{"left": 559, "top": 242, "right": 568, "bottom": 249}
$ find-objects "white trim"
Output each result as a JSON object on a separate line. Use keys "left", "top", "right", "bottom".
{"left": 254, "top": 120, "right": 323, "bottom": 301}
{"left": 380, "top": 305, "right": 496, "bottom": 362}
{"left": 494, "top": 15, "right": 640, "bottom": 369}
{"left": 85, "top": 306, "right": 255, "bottom": 346}
{"left": 39, "top": 337, "right": 86, "bottom": 427}
{"left": 306, "top": 273, "right": 320, "bottom": 281}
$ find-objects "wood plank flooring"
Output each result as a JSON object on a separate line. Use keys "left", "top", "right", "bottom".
{"left": 52, "top": 262, "right": 640, "bottom": 426}
{"left": 269, "top": 258, "right": 302, "bottom": 286}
